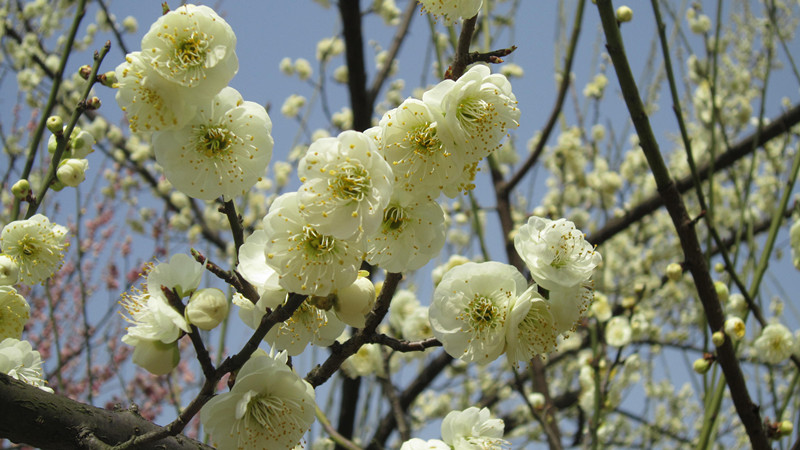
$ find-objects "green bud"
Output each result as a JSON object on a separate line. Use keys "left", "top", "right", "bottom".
{"left": 779, "top": 420, "right": 793, "bottom": 436}
{"left": 616, "top": 6, "right": 633, "bottom": 23}
{"left": 712, "top": 331, "right": 725, "bottom": 347}
{"left": 46, "top": 116, "right": 63, "bottom": 134}
{"left": 693, "top": 358, "right": 711, "bottom": 374}
{"left": 11, "top": 179, "right": 30, "bottom": 199}
{"left": 665, "top": 262, "right": 682, "bottom": 281}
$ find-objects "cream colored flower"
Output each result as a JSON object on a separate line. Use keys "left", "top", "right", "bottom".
{"left": 1, "top": 214, "right": 69, "bottom": 285}
{"left": 0, "top": 287, "right": 30, "bottom": 341}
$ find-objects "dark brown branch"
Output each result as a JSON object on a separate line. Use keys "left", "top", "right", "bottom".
{"left": 339, "top": 0, "right": 371, "bottom": 132}
{"left": 369, "top": 334, "right": 442, "bottom": 352}
{"left": 0, "top": 373, "right": 212, "bottom": 449}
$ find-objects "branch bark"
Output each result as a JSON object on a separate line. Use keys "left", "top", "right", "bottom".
{"left": 0, "top": 373, "right": 212, "bottom": 449}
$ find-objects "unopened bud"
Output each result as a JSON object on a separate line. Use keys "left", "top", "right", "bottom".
{"left": 693, "top": 358, "right": 711, "bottom": 374}
{"left": 185, "top": 288, "right": 229, "bottom": 330}
{"left": 779, "top": 420, "right": 793, "bottom": 436}
{"left": 46, "top": 116, "right": 63, "bottom": 134}
{"left": 712, "top": 331, "right": 725, "bottom": 346}
{"left": 334, "top": 273, "right": 375, "bottom": 328}
{"left": 528, "top": 392, "right": 546, "bottom": 409}
{"left": 98, "top": 70, "right": 117, "bottom": 87}
{"left": 79, "top": 65, "right": 93, "bottom": 79}
{"left": 0, "top": 255, "right": 20, "bottom": 285}
{"left": 11, "top": 179, "right": 30, "bottom": 200}
{"left": 85, "top": 97, "right": 101, "bottom": 110}
{"left": 71, "top": 130, "right": 95, "bottom": 158}
{"left": 616, "top": 6, "right": 633, "bottom": 23}
{"left": 132, "top": 339, "right": 179, "bottom": 375}
{"left": 665, "top": 262, "right": 682, "bottom": 281}
{"left": 714, "top": 281, "right": 729, "bottom": 303}
{"left": 56, "top": 158, "right": 89, "bottom": 187}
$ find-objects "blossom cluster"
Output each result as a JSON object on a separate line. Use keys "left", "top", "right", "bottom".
{"left": 429, "top": 216, "right": 601, "bottom": 365}
{"left": 114, "top": 4, "right": 273, "bottom": 201}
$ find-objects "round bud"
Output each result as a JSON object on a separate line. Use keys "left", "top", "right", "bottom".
{"left": 100, "top": 70, "right": 117, "bottom": 87}
{"left": 131, "top": 339, "right": 180, "bottom": 375}
{"left": 712, "top": 331, "right": 725, "bottom": 347}
{"left": 78, "top": 65, "right": 92, "bottom": 80}
{"left": 528, "top": 392, "right": 546, "bottom": 409}
{"left": 693, "top": 358, "right": 711, "bottom": 374}
{"left": 616, "top": 6, "right": 633, "bottom": 23}
{"left": 46, "top": 116, "right": 63, "bottom": 134}
{"left": 621, "top": 296, "right": 636, "bottom": 309}
{"left": 0, "top": 255, "right": 20, "bottom": 285}
{"left": 185, "top": 288, "right": 229, "bottom": 330}
{"left": 665, "top": 262, "right": 682, "bottom": 281}
{"left": 71, "top": 130, "right": 96, "bottom": 159}
{"left": 11, "top": 179, "right": 30, "bottom": 200}
{"left": 57, "top": 159, "right": 89, "bottom": 187}
{"left": 86, "top": 97, "right": 102, "bottom": 110}
{"left": 714, "top": 281, "right": 729, "bottom": 303}
{"left": 334, "top": 275, "right": 376, "bottom": 328}
{"left": 779, "top": 420, "right": 793, "bottom": 436}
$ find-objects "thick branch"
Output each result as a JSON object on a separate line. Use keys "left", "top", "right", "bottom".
{"left": 0, "top": 373, "right": 212, "bottom": 449}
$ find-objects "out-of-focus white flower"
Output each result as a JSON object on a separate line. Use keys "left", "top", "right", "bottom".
{"left": 388, "top": 289, "right": 420, "bottom": 333}
{"left": 281, "top": 94, "right": 306, "bottom": 118}
{"left": 1, "top": 214, "right": 69, "bottom": 285}
{"left": 431, "top": 255, "right": 471, "bottom": 286}
{"left": 791, "top": 219, "right": 800, "bottom": 270}
{"left": 0, "top": 287, "right": 30, "bottom": 340}
{"left": 316, "top": 36, "right": 344, "bottom": 61}
{"left": 724, "top": 316, "right": 746, "bottom": 342}
{"left": 263, "top": 293, "right": 345, "bottom": 356}
{"left": 153, "top": 87, "right": 274, "bottom": 201}
{"left": 424, "top": 65, "right": 519, "bottom": 163}
{"left": 401, "top": 306, "right": 434, "bottom": 341}
{"left": 514, "top": 216, "right": 602, "bottom": 291}
{"left": 400, "top": 438, "right": 450, "bottom": 450}
{"left": 429, "top": 262, "right": 525, "bottom": 364}
{"left": 201, "top": 351, "right": 316, "bottom": 450}
{"left": 441, "top": 407, "right": 509, "bottom": 449}
{"left": 0, "top": 338, "right": 52, "bottom": 392}
{"left": 591, "top": 292, "right": 612, "bottom": 322}
{"left": 605, "top": 316, "right": 632, "bottom": 347}
{"left": 366, "top": 193, "right": 446, "bottom": 273}
{"left": 294, "top": 58, "right": 312, "bottom": 80}
{"left": 140, "top": 4, "right": 238, "bottom": 93}
{"left": 342, "top": 342, "right": 385, "bottom": 378}
{"left": 754, "top": 323, "right": 795, "bottom": 364}
{"left": 0, "top": 255, "right": 20, "bottom": 285}
{"left": 263, "top": 192, "right": 363, "bottom": 296}
{"left": 185, "top": 288, "right": 228, "bottom": 330}
{"left": 298, "top": 130, "right": 393, "bottom": 240}
{"left": 419, "top": 0, "right": 483, "bottom": 25}
{"left": 333, "top": 274, "right": 375, "bottom": 328}
{"left": 527, "top": 392, "right": 545, "bottom": 409}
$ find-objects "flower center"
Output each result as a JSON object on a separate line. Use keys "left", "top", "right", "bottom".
{"left": 457, "top": 97, "right": 491, "bottom": 133}
{"left": 381, "top": 206, "right": 406, "bottom": 232}
{"left": 175, "top": 31, "right": 209, "bottom": 68}
{"left": 197, "top": 125, "right": 236, "bottom": 158}
{"left": 409, "top": 123, "right": 446, "bottom": 157}
{"left": 303, "top": 226, "right": 337, "bottom": 258}
{"left": 463, "top": 294, "right": 500, "bottom": 336}
{"left": 330, "top": 164, "right": 370, "bottom": 201}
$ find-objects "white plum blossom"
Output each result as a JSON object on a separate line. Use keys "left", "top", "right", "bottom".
{"left": 429, "top": 262, "right": 526, "bottom": 364}
{"left": 505, "top": 284, "right": 558, "bottom": 363}
{"left": 263, "top": 293, "right": 345, "bottom": 356}
{"left": 0, "top": 214, "right": 69, "bottom": 285}
{"left": 147, "top": 253, "right": 204, "bottom": 300}
{"left": 140, "top": 4, "right": 238, "bottom": 93}
{"left": 114, "top": 51, "right": 197, "bottom": 135}
{"left": 0, "top": 287, "right": 30, "bottom": 341}
{"left": 263, "top": 192, "right": 364, "bottom": 296}
{"left": 298, "top": 130, "right": 393, "bottom": 240}
{"left": 514, "top": 216, "right": 601, "bottom": 291}
{"left": 377, "top": 99, "right": 467, "bottom": 198}
{"left": 237, "top": 229, "right": 282, "bottom": 293}
{"left": 201, "top": 351, "right": 316, "bottom": 450}
{"left": 152, "top": 87, "right": 274, "bottom": 201}
{"left": 365, "top": 192, "right": 446, "bottom": 273}
{"left": 0, "top": 338, "right": 52, "bottom": 393}
{"left": 605, "top": 316, "right": 632, "bottom": 348}
{"left": 754, "top": 323, "right": 795, "bottom": 364}
{"left": 423, "top": 64, "right": 519, "bottom": 161}
{"left": 342, "top": 342, "right": 385, "bottom": 378}
{"left": 440, "top": 407, "right": 509, "bottom": 449}
{"left": 548, "top": 282, "right": 594, "bottom": 335}
{"left": 419, "top": 0, "right": 483, "bottom": 25}
{"left": 388, "top": 289, "right": 420, "bottom": 333}
{"left": 400, "top": 438, "right": 450, "bottom": 450}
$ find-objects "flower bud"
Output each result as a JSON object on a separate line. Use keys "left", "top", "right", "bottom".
{"left": 11, "top": 180, "right": 30, "bottom": 200}
{"left": 71, "top": 130, "right": 95, "bottom": 158}
{"left": 712, "top": 331, "right": 725, "bottom": 346}
{"left": 714, "top": 281, "right": 729, "bottom": 303}
{"left": 616, "top": 6, "right": 633, "bottom": 22}
{"left": 724, "top": 317, "right": 745, "bottom": 341}
{"left": 0, "top": 255, "right": 20, "bottom": 285}
{"left": 693, "top": 358, "right": 711, "bottom": 374}
{"left": 665, "top": 262, "right": 682, "bottom": 281}
{"left": 132, "top": 339, "right": 179, "bottom": 375}
{"left": 334, "top": 274, "right": 375, "bottom": 328}
{"left": 79, "top": 65, "right": 93, "bottom": 80}
{"left": 185, "top": 288, "right": 229, "bottom": 330}
{"left": 57, "top": 158, "right": 89, "bottom": 187}
{"left": 528, "top": 392, "right": 546, "bottom": 409}
{"left": 99, "top": 70, "right": 117, "bottom": 87}
{"left": 46, "top": 116, "right": 63, "bottom": 134}
{"left": 85, "top": 96, "right": 102, "bottom": 110}
{"left": 779, "top": 420, "right": 793, "bottom": 436}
